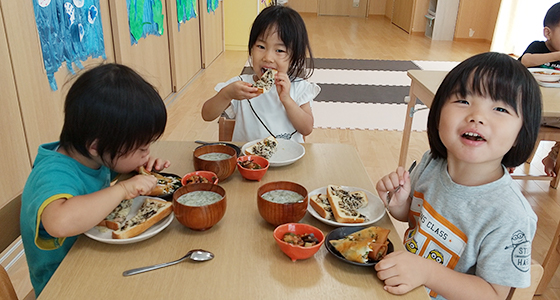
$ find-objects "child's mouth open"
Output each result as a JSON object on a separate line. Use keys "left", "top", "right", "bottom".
{"left": 462, "top": 132, "right": 486, "bottom": 142}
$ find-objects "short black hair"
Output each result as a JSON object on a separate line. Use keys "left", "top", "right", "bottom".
{"left": 545, "top": 2, "right": 560, "bottom": 28}
{"left": 60, "top": 63, "right": 167, "bottom": 165}
{"left": 248, "top": 5, "right": 314, "bottom": 80}
{"left": 427, "top": 52, "right": 542, "bottom": 168}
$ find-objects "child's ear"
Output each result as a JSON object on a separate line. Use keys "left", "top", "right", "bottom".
{"left": 87, "top": 139, "right": 99, "bottom": 157}
{"left": 544, "top": 26, "right": 552, "bottom": 40}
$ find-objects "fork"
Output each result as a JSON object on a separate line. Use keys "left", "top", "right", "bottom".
{"left": 385, "top": 160, "right": 417, "bottom": 208}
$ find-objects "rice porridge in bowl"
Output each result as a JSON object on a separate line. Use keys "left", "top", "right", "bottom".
{"left": 257, "top": 181, "right": 308, "bottom": 226}
{"left": 173, "top": 183, "right": 227, "bottom": 231}
{"left": 193, "top": 144, "right": 237, "bottom": 181}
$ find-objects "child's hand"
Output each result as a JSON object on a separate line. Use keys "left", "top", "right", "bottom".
{"left": 142, "top": 157, "right": 171, "bottom": 173}
{"left": 376, "top": 165, "right": 411, "bottom": 207}
{"left": 224, "top": 81, "right": 261, "bottom": 100}
{"left": 117, "top": 175, "right": 157, "bottom": 199}
{"left": 275, "top": 72, "right": 292, "bottom": 103}
{"left": 375, "top": 250, "right": 429, "bottom": 295}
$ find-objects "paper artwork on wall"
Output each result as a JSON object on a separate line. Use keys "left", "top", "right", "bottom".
{"left": 33, "top": 0, "right": 106, "bottom": 91}
{"left": 177, "top": 0, "right": 197, "bottom": 31}
{"left": 207, "top": 0, "right": 218, "bottom": 13}
{"left": 127, "top": 0, "right": 165, "bottom": 45}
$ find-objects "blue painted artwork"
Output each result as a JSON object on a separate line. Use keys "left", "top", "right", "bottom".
{"left": 127, "top": 0, "right": 165, "bottom": 45}
{"left": 177, "top": 0, "right": 197, "bottom": 31}
{"left": 33, "top": 0, "right": 106, "bottom": 91}
{"left": 207, "top": 0, "right": 218, "bottom": 13}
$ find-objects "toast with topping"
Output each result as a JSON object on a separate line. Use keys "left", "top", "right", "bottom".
{"left": 309, "top": 193, "right": 333, "bottom": 220}
{"left": 253, "top": 69, "right": 278, "bottom": 93}
{"left": 244, "top": 136, "right": 278, "bottom": 159}
{"left": 98, "top": 199, "right": 133, "bottom": 230}
{"left": 326, "top": 185, "right": 368, "bottom": 223}
{"left": 112, "top": 197, "right": 172, "bottom": 239}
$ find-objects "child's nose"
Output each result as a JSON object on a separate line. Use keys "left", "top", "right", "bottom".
{"left": 468, "top": 111, "right": 485, "bottom": 125}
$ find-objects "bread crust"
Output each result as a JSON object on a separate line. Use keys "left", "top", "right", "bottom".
{"left": 309, "top": 194, "right": 332, "bottom": 220}
{"left": 326, "top": 185, "right": 368, "bottom": 223}
{"left": 112, "top": 198, "right": 172, "bottom": 239}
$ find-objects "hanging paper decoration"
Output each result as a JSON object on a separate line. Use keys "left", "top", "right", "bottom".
{"left": 33, "top": 0, "right": 106, "bottom": 91}
{"left": 207, "top": 0, "right": 218, "bottom": 13}
{"left": 127, "top": 0, "right": 165, "bottom": 45}
{"left": 177, "top": 0, "right": 197, "bottom": 31}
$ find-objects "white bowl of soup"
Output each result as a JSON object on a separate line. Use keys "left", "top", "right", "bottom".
{"left": 257, "top": 181, "right": 308, "bottom": 226}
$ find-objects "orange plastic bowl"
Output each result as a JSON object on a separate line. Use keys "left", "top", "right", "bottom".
{"left": 181, "top": 171, "right": 219, "bottom": 185}
{"left": 273, "top": 223, "right": 325, "bottom": 262}
{"left": 237, "top": 155, "right": 269, "bottom": 181}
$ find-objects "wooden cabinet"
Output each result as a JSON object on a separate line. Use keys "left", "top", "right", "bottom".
{"left": 392, "top": 0, "right": 415, "bottom": 33}
{"left": 200, "top": 1, "right": 225, "bottom": 68}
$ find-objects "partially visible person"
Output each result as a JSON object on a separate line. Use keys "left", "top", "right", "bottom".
{"left": 375, "top": 52, "right": 541, "bottom": 299}
{"left": 519, "top": 2, "right": 560, "bottom": 176}
{"left": 201, "top": 5, "right": 320, "bottom": 143}
{"left": 21, "top": 63, "right": 170, "bottom": 296}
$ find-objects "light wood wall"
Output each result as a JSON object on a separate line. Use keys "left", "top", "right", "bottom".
{"left": 0, "top": 0, "right": 224, "bottom": 210}
{"left": 455, "top": 0, "right": 501, "bottom": 41}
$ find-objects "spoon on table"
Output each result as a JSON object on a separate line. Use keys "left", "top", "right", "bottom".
{"left": 385, "top": 160, "right": 417, "bottom": 209}
{"left": 122, "top": 249, "right": 214, "bottom": 277}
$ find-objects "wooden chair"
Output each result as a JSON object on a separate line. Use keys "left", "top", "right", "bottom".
{"left": 218, "top": 117, "right": 235, "bottom": 142}
{"left": 0, "top": 193, "right": 35, "bottom": 300}
{"left": 506, "top": 259, "right": 544, "bottom": 300}
{"left": 535, "top": 220, "right": 560, "bottom": 295}
{"left": 511, "top": 126, "right": 560, "bottom": 189}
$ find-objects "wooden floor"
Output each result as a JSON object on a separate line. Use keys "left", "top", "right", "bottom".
{"left": 163, "top": 14, "right": 560, "bottom": 299}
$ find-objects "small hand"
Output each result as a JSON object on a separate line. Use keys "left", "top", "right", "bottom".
{"left": 118, "top": 175, "right": 157, "bottom": 199}
{"left": 224, "top": 81, "right": 260, "bottom": 100}
{"left": 275, "top": 72, "right": 292, "bottom": 103}
{"left": 142, "top": 157, "right": 171, "bottom": 173}
{"left": 375, "top": 250, "right": 428, "bottom": 295}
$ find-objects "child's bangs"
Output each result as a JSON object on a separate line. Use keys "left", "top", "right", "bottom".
{"left": 453, "top": 66, "right": 522, "bottom": 114}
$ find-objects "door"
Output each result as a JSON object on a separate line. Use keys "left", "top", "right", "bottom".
{"left": 392, "top": 0, "right": 415, "bottom": 33}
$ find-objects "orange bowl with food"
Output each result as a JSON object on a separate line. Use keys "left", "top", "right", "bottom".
{"left": 257, "top": 181, "right": 308, "bottom": 226}
{"left": 237, "top": 155, "right": 269, "bottom": 181}
{"left": 193, "top": 144, "right": 237, "bottom": 181}
{"left": 273, "top": 223, "right": 324, "bottom": 261}
{"left": 181, "top": 171, "right": 219, "bottom": 185}
{"left": 173, "top": 183, "right": 227, "bottom": 231}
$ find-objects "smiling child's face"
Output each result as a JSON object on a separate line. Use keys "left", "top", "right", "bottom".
{"left": 438, "top": 92, "right": 523, "bottom": 168}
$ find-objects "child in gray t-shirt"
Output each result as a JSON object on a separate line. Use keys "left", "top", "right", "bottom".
{"left": 376, "top": 52, "right": 541, "bottom": 300}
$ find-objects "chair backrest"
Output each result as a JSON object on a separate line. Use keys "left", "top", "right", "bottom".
{"left": 506, "top": 259, "right": 544, "bottom": 300}
{"left": 0, "top": 193, "right": 23, "bottom": 300}
{"left": 218, "top": 117, "right": 235, "bottom": 142}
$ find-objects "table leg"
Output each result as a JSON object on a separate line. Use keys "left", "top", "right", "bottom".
{"left": 399, "top": 93, "right": 417, "bottom": 167}
{"left": 536, "top": 220, "right": 560, "bottom": 294}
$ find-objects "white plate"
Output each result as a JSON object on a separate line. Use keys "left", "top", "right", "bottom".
{"left": 529, "top": 67, "right": 560, "bottom": 86}
{"left": 307, "top": 186, "right": 386, "bottom": 227}
{"left": 241, "top": 138, "right": 305, "bottom": 167}
{"left": 84, "top": 196, "right": 174, "bottom": 245}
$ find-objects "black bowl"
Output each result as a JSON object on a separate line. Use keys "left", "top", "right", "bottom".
{"left": 325, "top": 226, "right": 394, "bottom": 267}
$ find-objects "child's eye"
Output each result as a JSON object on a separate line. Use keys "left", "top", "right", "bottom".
{"left": 494, "top": 107, "right": 509, "bottom": 113}
{"left": 256, "top": 45, "right": 265, "bottom": 50}
{"left": 276, "top": 49, "right": 286, "bottom": 53}
{"left": 454, "top": 99, "right": 469, "bottom": 105}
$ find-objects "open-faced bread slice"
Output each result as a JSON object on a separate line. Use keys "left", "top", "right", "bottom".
{"left": 326, "top": 185, "right": 368, "bottom": 223}
{"left": 244, "top": 136, "right": 278, "bottom": 159}
{"left": 112, "top": 197, "right": 172, "bottom": 239}
{"left": 253, "top": 69, "right": 278, "bottom": 93}
{"left": 138, "top": 166, "right": 181, "bottom": 197}
{"left": 330, "top": 226, "right": 391, "bottom": 263}
{"left": 309, "top": 193, "right": 333, "bottom": 220}
{"left": 98, "top": 199, "right": 133, "bottom": 230}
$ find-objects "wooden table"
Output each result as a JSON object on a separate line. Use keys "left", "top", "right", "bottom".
{"left": 37, "top": 141, "right": 430, "bottom": 300}
{"left": 398, "top": 70, "right": 560, "bottom": 295}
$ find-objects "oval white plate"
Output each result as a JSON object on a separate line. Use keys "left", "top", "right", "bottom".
{"left": 529, "top": 67, "right": 560, "bottom": 84}
{"left": 84, "top": 196, "right": 174, "bottom": 245}
{"left": 241, "top": 138, "right": 305, "bottom": 167}
{"left": 307, "top": 186, "right": 385, "bottom": 227}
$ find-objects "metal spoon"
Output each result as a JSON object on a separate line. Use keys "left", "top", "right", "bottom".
{"left": 385, "top": 160, "right": 417, "bottom": 208}
{"left": 122, "top": 249, "right": 214, "bottom": 277}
